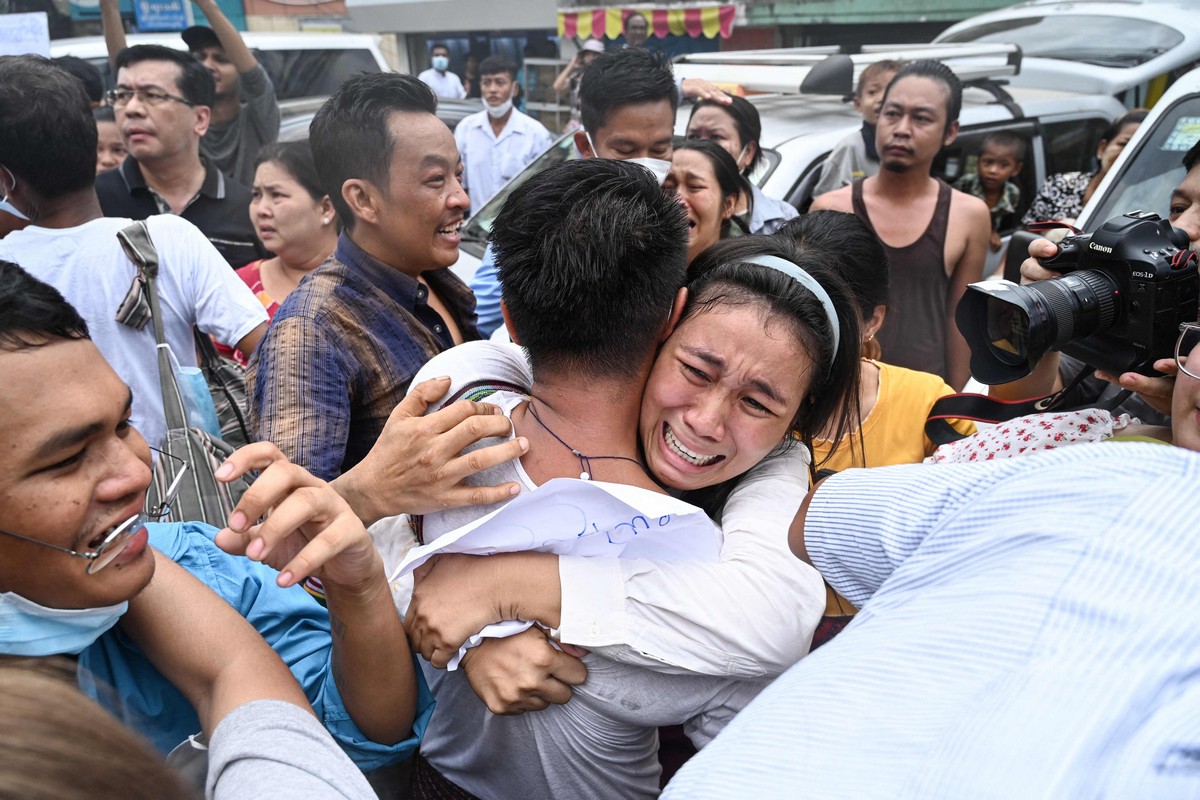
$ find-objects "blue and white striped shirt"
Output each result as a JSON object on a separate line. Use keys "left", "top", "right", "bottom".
{"left": 664, "top": 443, "right": 1200, "bottom": 798}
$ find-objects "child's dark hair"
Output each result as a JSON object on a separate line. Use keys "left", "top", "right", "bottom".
{"left": 857, "top": 59, "right": 906, "bottom": 98}
{"left": 982, "top": 130, "right": 1026, "bottom": 163}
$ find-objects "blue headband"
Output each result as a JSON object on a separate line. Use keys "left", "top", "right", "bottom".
{"left": 744, "top": 254, "right": 841, "bottom": 362}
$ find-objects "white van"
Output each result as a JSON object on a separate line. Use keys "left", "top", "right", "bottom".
{"left": 451, "top": 45, "right": 1125, "bottom": 284}
{"left": 935, "top": 0, "right": 1200, "bottom": 108}
{"left": 51, "top": 31, "right": 390, "bottom": 103}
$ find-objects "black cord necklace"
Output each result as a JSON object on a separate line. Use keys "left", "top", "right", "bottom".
{"left": 526, "top": 400, "right": 646, "bottom": 481}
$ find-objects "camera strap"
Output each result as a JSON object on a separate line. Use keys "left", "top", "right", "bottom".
{"left": 925, "top": 365, "right": 1116, "bottom": 446}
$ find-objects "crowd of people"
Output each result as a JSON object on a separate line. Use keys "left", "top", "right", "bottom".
{"left": 3, "top": 13, "right": 1200, "bottom": 799}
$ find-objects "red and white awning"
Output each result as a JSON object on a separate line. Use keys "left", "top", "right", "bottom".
{"left": 558, "top": 4, "right": 737, "bottom": 41}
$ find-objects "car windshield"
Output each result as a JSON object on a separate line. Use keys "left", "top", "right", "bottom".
{"left": 460, "top": 134, "right": 581, "bottom": 247}
{"left": 255, "top": 49, "right": 383, "bottom": 100}
{"left": 941, "top": 16, "right": 1184, "bottom": 68}
{"left": 1086, "top": 94, "right": 1200, "bottom": 226}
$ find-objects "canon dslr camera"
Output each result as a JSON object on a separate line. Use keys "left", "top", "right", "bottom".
{"left": 957, "top": 211, "right": 1197, "bottom": 384}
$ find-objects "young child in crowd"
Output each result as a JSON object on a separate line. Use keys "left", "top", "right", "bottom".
{"left": 954, "top": 130, "right": 1024, "bottom": 252}
{"left": 812, "top": 59, "right": 905, "bottom": 197}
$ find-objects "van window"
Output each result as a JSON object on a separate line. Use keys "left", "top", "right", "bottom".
{"left": 1088, "top": 95, "right": 1200, "bottom": 225}
{"left": 941, "top": 17, "right": 1184, "bottom": 69}
{"left": 937, "top": 126, "right": 1036, "bottom": 234}
{"left": 254, "top": 49, "right": 383, "bottom": 100}
{"left": 1041, "top": 117, "right": 1113, "bottom": 177}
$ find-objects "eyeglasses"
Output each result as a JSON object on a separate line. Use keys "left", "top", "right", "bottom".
{"left": 1176, "top": 322, "right": 1200, "bottom": 380}
{"left": 0, "top": 448, "right": 187, "bottom": 574}
{"left": 106, "top": 87, "right": 196, "bottom": 109}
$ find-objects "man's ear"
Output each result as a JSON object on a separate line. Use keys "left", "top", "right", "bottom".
{"left": 342, "top": 179, "right": 378, "bottom": 227}
{"left": 661, "top": 287, "right": 688, "bottom": 342}
{"left": 193, "top": 105, "right": 211, "bottom": 138}
{"left": 574, "top": 130, "right": 595, "bottom": 159}
{"left": 942, "top": 119, "right": 960, "bottom": 148}
{"left": 500, "top": 300, "right": 521, "bottom": 345}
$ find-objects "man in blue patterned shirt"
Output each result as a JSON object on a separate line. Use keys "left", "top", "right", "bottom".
{"left": 249, "top": 73, "right": 479, "bottom": 481}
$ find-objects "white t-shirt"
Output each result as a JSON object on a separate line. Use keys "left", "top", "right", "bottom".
{"left": 0, "top": 215, "right": 268, "bottom": 449}
{"left": 454, "top": 108, "right": 553, "bottom": 209}
{"left": 417, "top": 68, "right": 466, "bottom": 99}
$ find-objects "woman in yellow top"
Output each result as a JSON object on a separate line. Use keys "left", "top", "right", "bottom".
{"left": 780, "top": 211, "right": 975, "bottom": 472}
{"left": 777, "top": 211, "right": 974, "bottom": 646}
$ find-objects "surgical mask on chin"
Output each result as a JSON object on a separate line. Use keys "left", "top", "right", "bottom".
{"left": 486, "top": 97, "right": 514, "bottom": 119}
{"left": 432, "top": 55, "right": 449, "bottom": 73}
{"left": 0, "top": 590, "right": 128, "bottom": 656}
{"left": 626, "top": 157, "right": 672, "bottom": 186}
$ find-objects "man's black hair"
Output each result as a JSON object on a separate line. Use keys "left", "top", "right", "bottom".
{"left": 0, "top": 260, "right": 90, "bottom": 352}
{"left": 116, "top": 44, "right": 215, "bottom": 108}
{"left": 1184, "top": 139, "right": 1200, "bottom": 172}
{"left": 491, "top": 159, "right": 688, "bottom": 378}
{"left": 982, "top": 130, "right": 1026, "bottom": 163}
{"left": 0, "top": 56, "right": 97, "bottom": 203}
{"left": 431, "top": 42, "right": 450, "bottom": 56}
{"left": 885, "top": 59, "right": 962, "bottom": 130}
{"left": 479, "top": 55, "right": 516, "bottom": 81}
{"left": 309, "top": 72, "right": 438, "bottom": 230}
{"left": 53, "top": 55, "right": 104, "bottom": 104}
{"left": 579, "top": 48, "right": 677, "bottom": 135}
{"left": 688, "top": 95, "right": 764, "bottom": 176}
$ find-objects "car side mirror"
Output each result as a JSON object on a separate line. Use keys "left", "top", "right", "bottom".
{"left": 800, "top": 55, "right": 854, "bottom": 97}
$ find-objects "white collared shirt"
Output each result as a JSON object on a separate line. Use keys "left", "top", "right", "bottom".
{"left": 417, "top": 68, "right": 466, "bottom": 99}
{"left": 666, "top": 443, "right": 1200, "bottom": 799}
{"left": 454, "top": 108, "right": 553, "bottom": 209}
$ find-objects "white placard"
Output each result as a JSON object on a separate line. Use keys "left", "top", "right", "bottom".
{"left": 0, "top": 13, "right": 50, "bottom": 58}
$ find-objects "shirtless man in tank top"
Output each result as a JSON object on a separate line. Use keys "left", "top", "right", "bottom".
{"left": 812, "top": 59, "right": 990, "bottom": 390}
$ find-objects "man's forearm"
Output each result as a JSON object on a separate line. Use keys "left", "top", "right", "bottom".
{"left": 194, "top": 0, "right": 258, "bottom": 73}
{"left": 99, "top": 0, "right": 127, "bottom": 69}
{"left": 325, "top": 574, "right": 416, "bottom": 745}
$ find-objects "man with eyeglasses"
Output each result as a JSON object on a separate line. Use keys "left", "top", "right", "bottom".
{"left": 93, "top": 44, "right": 266, "bottom": 268}
{"left": 993, "top": 139, "right": 1200, "bottom": 422}
{"left": 99, "top": 0, "right": 280, "bottom": 187}
{"left": 0, "top": 54, "right": 267, "bottom": 453}
{"left": 0, "top": 258, "right": 429, "bottom": 778}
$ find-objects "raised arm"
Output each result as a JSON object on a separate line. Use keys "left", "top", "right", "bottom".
{"left": 99, "top": 0, "right": 127, "bottom": 70}
{"left": 121, "top": 550, "right": 313, "bottom": 737}
{"left": 214, "top": 442, "right": 416, "bottom": 746}
{"left": 192, "top": 0, "right": 258, "bottom": 74}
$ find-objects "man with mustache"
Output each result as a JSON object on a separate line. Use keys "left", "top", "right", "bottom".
{"left": 813, "top": 59, "right": 990, "bottom": 390}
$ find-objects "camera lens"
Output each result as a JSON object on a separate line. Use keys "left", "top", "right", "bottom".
{"left": 957, "top": 270, "right": 1120, "bottom": 384}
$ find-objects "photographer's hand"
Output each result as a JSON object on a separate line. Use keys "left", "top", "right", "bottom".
{"left": 1094, "top": 358, "right": 1176, "bottom": 416}
{"left": 1019, "top": 238, "right": 1062, "bottom": 284}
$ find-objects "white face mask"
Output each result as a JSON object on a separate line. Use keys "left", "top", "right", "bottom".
{"left": 486, "top": 97, "right": 514, "bottom": 119}
{"left": 584, "top": 133, "right": 672, "bottom": 186}
{"left": 432, "top": 55, "right": 449, "bottom": 73}
{"left": 0, "top": 591, "right": 128, "bottom": 656}
{"left": 626, "top": 157, "right": 673, "bottom": 186}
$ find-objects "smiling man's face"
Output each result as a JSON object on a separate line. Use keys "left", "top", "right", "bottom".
{"left": 0, "top": 338, "right": 155, "bottom": 610}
